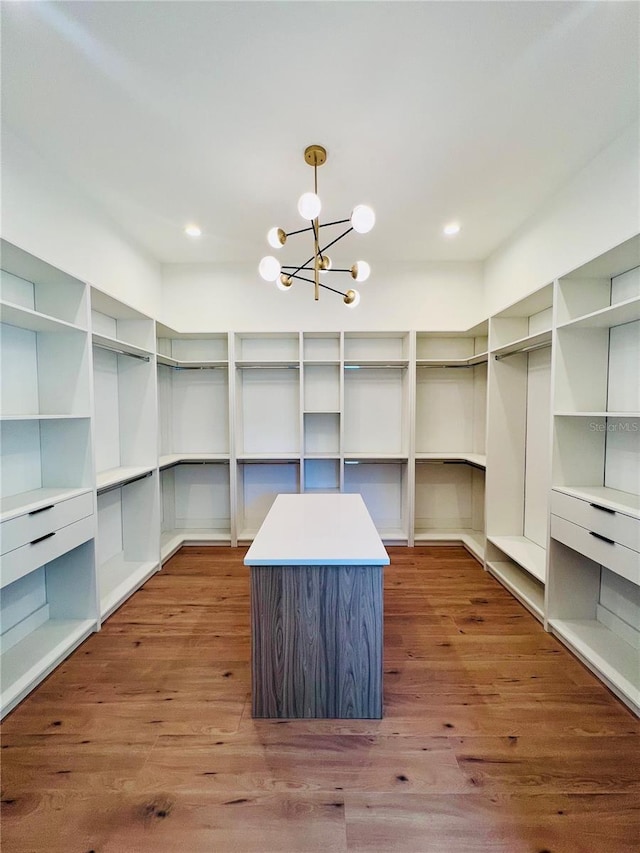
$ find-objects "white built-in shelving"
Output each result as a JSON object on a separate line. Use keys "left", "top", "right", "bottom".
{"left": 413, "top": 326, "right": 488, "bottom": 559}
{"left": 484, "top": 283, "right": 554, "bottom": 620}
{"left": 156, "top": 326, "right": 231, "bottom": 559}
{"left": 0, "top": 241, "right": 98, "bottom": 717}
{"left": 3, "top": 234, "right": 640, "bottom": 718}
{"left": 90, "top": 289, "right": 160, "bottom": 616}
{"left": 547, "top": 235, "right": 640, "bottom": 715}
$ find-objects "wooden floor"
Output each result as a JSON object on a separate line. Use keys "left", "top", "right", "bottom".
{"left": 1, "top": 546, "right": 639, "bottom": 853}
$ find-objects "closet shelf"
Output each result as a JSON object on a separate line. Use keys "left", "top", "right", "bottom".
{"left": 0, "top": 618, "right": 96, "bottom": 718}
{"left": 157, "top": 354, "right": 228, "bottom": 369}
{"left": 548, "top": 618, "right": 640, "bottom": 715}
{"left": 159, "top": 453, "right": 229, "bottom": 469}
{"left": 486, "top": 559, "right": 545, "bottom": 620}
{"left": 416, "top": 352, "right": 488, "bottom": 367}
{"left": 0, "top": 300, "right": 87, "bottom": 334}
{"left": 96, "top": 466, "right": 155, "bottom": 493}
{"left": 344, "top": 360, "right": 409, "bottom": 368}
{"left": 557, "top": 296, "right": 640, "bottom": 330}
{"left": 92, "top": 332, "right": 153, "bottom": 360}
{"left": 99, "top": 555, "right": 159, "bottom": 620}
{"left": 414, "top": 529, "right": 485, "bottom": 561}
{"left": 487, "top": 535, "right": 546, "bottom": 583}
{"left": 491, "top": 329, "right": 552, "bottom": 359}
{"left": 554, "top": 411, "right": 640, "bottom": 418}
{"left": 0, "top": 413, "right": 91, "bottom": 421}
{"left": 415, "top": 453, "right": 486, "bottom": 468}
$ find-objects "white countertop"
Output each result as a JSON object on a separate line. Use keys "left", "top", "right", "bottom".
{"left": 244, "top": 493, "right": 390, "bottom": 566}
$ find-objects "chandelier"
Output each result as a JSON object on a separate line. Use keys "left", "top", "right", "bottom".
{"left": 258, "top": 145, "right": 375, "bottom": 307}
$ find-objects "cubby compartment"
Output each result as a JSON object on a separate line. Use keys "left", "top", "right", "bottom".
{"left": 489, "top": 284, "right": 553, "bottom": 357}
{"left": 1, "top": 539, "right": 97, "bottom": 718}
{"left": 1, "top": 321, "right": 90, "bottom": 417}
{"left": 547, "top": 537, "right": 639, "bottom": 715}
{"left": 96, "top": 473, "right": 160, "bottom": 619}
{"left": 157, "top": 327, "right": 228, "bottom": 368}
{"left": 91, "top": 289, "right": 155, "bottom": 355}
{"left": 303, "top": 458, "right": 340, "bottom": 493}
{"left": 303, "top": 412, "right": 340, "bottom": 455}
{"left": 0, "top": 418, "right": 93, "bottom": 519}
{"left": 235, "top": 366, "right": 300, "bottom": 457}
{"left": 344, "top": 461, "right": 408, "bottom": 541}
{"left": 414, "top": 461, "right": 485, "bottom": 561}
{"left": 160, "top": 462, "right": 231, "bottom": 561}
{"left": 343, "top": 366, "right": 409, "bottom": 456}
{"left": 236, "top": 461, "right": 300, "bottom": 541}
{"left": 235, "top": 332, "right": 300, "bottom": 364}
{"left": 303, "top": 331, "right": 341, "bottom": 363}
{"left": 303, "top": 363, "right": 341, "bottom": 412}
{"left": 0, "top": 240, "right": 88, "bottom": 327}
{"left": 344, "top": 331, "right": 410, "bottom": 365}
{"left": 485, "top": 539, "right": 545, "bottom": 622}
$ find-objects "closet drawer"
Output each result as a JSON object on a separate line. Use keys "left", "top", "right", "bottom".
{"left": 0, "top": 515, "right": 94, "bottom": 589}
{"left": 1, "top": 492, "right": 94, "bottom": 557}
{"left": 551, "top": 490, "right": 639, "bottom": 553}
{"left": 551, "top": 514, "right": 640, "bottom": 587}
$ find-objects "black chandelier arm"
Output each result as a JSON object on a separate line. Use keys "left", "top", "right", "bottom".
{"left": 317, "top": 226, "right": 354, "bottom": 255}
{"left": 286, "top": 272, "right": 349, "bottom": 298}
{"left": 282, "top": 218, "right": 351, "bottom": 239}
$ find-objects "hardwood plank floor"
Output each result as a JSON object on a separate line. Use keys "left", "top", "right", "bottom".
{"left": 2, "top": 546, "right": 639, "bottom": 852}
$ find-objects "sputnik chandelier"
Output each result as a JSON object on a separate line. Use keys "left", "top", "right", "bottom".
{"left": 258, "top": 144, "right": 375, "bottom": 307}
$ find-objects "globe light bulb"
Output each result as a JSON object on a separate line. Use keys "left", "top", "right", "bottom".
{"left": 267, "top": 227, "right": 286, "bottom": 248}
{"left": 258, "top": 256, "right": 281, "bottom": 282}
{"left": 443, "top": 221, "right": 461, "bottom": 236}
{"left": 351, "top": 205, "right": 375, "bottom": 234}
{"left": 344, "top": 288, "right": 361, "bottom": 308}
{"left": 351, "top": 261, "right": 371, "bottom": 283}
{"left": 298, "top": 192, "right": 321, "bottom": 220}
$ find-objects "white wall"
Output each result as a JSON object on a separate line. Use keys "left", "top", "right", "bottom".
{"left": 160, "top": 260, "right": 484, "bottom": 333}
{"left": 1, "top": 129, "right": 162, "bottom": 317}
{"left": 483, "top": 123, "right": 640, "bottom": 315}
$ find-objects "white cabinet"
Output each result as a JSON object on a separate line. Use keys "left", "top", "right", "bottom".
{"left": 0, "top": 242, "right": 97, "bottom": 718}
{"left": 485, "top": 285, "right": 554, "bottom": 620}
{"left": 156, "top": 327, "right": 231, "bottom": 559}
{"left": 547, "top": 235, "right": 640, "bottom": 715}
{"left": 413, "top": 326, "right": 488, "bottom": 559}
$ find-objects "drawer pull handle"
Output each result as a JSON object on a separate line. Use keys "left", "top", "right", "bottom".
{"left": 589, "top": 503, "right": 615, "bottom": 515}
{"left": 589, "top": 531, "right": 615, "bottom": 545}
{"left": 30, "top": 532, "right": 56, "bottom": 545}
{"left": 28, "top": 505, "right": 55, "bottom": 516}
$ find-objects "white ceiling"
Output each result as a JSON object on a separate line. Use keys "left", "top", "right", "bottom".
{"left": 1, "top": 1, "right": 638, "bottom": 268}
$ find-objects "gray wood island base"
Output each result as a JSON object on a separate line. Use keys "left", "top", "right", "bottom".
{"left": 244, "top": 494, "right": 389, "bottom": 719}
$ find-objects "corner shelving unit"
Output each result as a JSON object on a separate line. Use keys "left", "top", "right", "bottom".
{"left": 0, "top": 241, "right": 97, "bottom": 718}
{"left": 91, "top": 289, "right": 160, "bottom": 617}
{"left": 413, "top": 325, "right": 488, "bottom": 560}
{"left": 156, "top": 326, "right": 231, "bottom": 559}
{"left": 547, "top": 235, "right": 640, "bottom": 715}
{"left": 484, "top": 284, "right": 554, "bottom": 620}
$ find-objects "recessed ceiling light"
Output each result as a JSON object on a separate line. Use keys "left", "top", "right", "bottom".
{"left": 184, "top": 224, "right": 202, "bottom": 238}
{"left": 443, "top": 222, "right": 461, "bottom": 236}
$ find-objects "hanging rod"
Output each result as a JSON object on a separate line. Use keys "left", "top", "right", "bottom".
{"left": 93, "top": 342, "right": 150, "bottom": 362}
{"left": 494, "top": 341, "right": 552, "bottom": 361}
{"left": 160, "top": 459, "right": 230, "bottom": 471}
{"left": 97, "top": 470, "right": 152, "bottom": 496}
{"left": 173, "top": 365, "right": 227, "bottom": 371}
{"left": 236, "top": 364, "right": 300, "bottom": 370}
